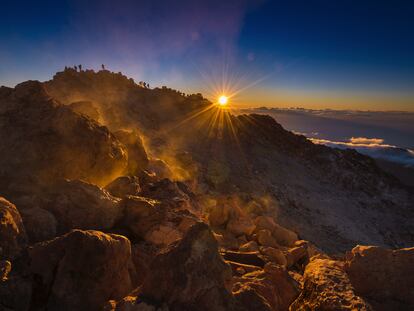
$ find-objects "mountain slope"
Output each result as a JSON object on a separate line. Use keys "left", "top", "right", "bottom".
{"left": 43, "top": 69, "right": 414, "bottom": 253}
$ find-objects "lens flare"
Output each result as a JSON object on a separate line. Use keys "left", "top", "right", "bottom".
{"left": 218, "top": 95, "right": 228, "bottom": 106}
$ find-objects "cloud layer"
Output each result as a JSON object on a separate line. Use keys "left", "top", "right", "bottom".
{"left": 311, "top": 137, "right": 414, "bottom": 167}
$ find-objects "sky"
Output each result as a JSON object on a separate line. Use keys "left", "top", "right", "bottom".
{"left": 1, "top": 0, "right": 414, "bottom": 111}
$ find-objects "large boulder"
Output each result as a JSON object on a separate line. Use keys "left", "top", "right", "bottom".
{"left": 114, "top": 130, "right": 149, "bottom": 175}
{"left": 44, "top": 179, "right": 122, "bottom": 234}
{"left": 0, "top": 197, "right": 27, "bottom": 260}
{"left": 29, "top": 229, "right": 133, "bottom": 311}
{"left": 233, "top": 263, "right": 299, "bottom": 311}
{"left": 345, "top": 245, "right": 414, "bottom": 310}
{"left": 141, "top": 222, "right": 236, "bottom": 311}
{"left": 290, "top": 258, "right": 371, "bottom": 310}
{"left": 0, "top": 81, "right": 127, "bottom": 199}
{"left": 20, "top": 207, "right": 57, "bottom": 243}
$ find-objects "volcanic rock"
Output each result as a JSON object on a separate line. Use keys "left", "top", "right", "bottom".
{"left": 43, "top": 179, "right": 122, "bottom": 233}
{"left": 68, "top": 100, "right": 101, "bottom": 121}
{"left": 141, "top": 222, "right": 236, "bottom": 311}
{"left": 114, "top": 130, "right": 149, "bottom": 175}
{"left": 0, "top": 81, "right": 128, "bottom": 199}
{"left": 105, "top": 175, "right": 142, "bottom": 198}
{"left": 20, "top": 207, "right": 57, "bottom": 243}
{"left": 233, "top": 263, "right": 300, "bottom": 311}
{"left": 345, "top": 245, "right": 414, "bottom": 310}
{"left": 29, "top": 229, "right": 133, "bottom": 311}
{"left": 290, "top": 258, "right": 371, "bottom": 310}
{"left": 0, "top": 197, "right": 27, "bottom": 260}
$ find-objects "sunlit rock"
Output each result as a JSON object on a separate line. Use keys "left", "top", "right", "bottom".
{"left": 345, "top": 245, "right": 414, "bottom": 310}
{"left": 0, "top": 197, "right": 27, "bottom": 260}
{"left": 290, "top": 258, "right": 371, "bottom": 310}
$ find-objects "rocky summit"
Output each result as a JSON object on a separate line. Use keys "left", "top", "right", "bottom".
{"left": 0, "top": 68, "right": 413, "bottom": 311}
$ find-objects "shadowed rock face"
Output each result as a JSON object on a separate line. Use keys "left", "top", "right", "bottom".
{"left": 141, "top": 222, "right": 236, "bottom": 311}
{"left": 29, "top": 229, "right": 133, "bottom": 311}
{"left": 0, "top": 81, "right": 128, "bottom": 199}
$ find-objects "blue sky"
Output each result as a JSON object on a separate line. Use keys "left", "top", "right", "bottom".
{"left": 1, "top": 0, "right": 413, "bottom": 110}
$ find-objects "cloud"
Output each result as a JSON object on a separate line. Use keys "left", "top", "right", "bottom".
{"left": 349, "top": 137, "right": 384, "bottom": 145}
{"left": 311, "top": 137, "right": 414, "bottom": 167}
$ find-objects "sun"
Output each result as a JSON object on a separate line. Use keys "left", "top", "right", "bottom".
{"left": 218, "top": 95, "right": 228, "bottom": 106}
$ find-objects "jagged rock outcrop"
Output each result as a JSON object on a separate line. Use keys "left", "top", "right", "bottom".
{"left": 290, "top": 258, "right": 371, "bottom": 310}
{"left": 140, "top": 222, "right": 236, "bottom": 311}
{"left": 0, "top": 197, "right": 27, "bottom": 260}
{"left": 345, "top": 245, "right": 414, "bottom": 310}
{"left": 0, "top": 81, "right": 128, "bottom": 199}
{"left": 42, "top": 179, "right": 122, "bottom": 234}
{"left": 29, "top": 229, "right": 133, "bottom": 311}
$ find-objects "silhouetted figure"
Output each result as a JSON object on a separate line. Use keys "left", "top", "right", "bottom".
{"left": 79, "top": 64, "right": 82, "bottom": 71}
{"left": 64, "top": 66, "right": 68, "bottom": 70}
{"left": 74, "top": 65, "right": 78, "bottom": 71}
{"left": 101, "top": 64, "right": 105, "bottom": 71}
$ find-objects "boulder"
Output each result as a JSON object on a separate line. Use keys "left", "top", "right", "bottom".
{"left": 20, "top": 207, "right": 57, "bottom": 243}
{"left": 114, "top": 129, "right": 149, "bottom": 175}
{"left": 233, "top": 286, "right": 272, "bottom": 311}
{"left": 257, "top": 229, "right": 279, "bottom": 248}
{"left": 141, "top": 222, "right": 236, "bottom": 311}
{"left": 105, "top": 176, "right": 141, "bottom": 198}
{"left": 122, "top": 196, "right": 163, "bottom": 239}
{"left": 43, "top": 179, "right": 122, "bottom": 233}
{"left": 208, "top": 204, "right": 232, "bottom": 227}
{"left": 226, "top": 217, "right": 256, "bottom": 237}
{"left": 286, "top": 245, "right": 308, "bottom": 268}
{"left": 272, "top": 223, "right": 298, "bottom": 247}
{"left": 0, "top": 81, "right": 128, "bottom": 198}
{"left": 233, "top": 263, "right": 300, "bottom": 311}
{"left": 345, "top": 245, "right": 414, "bottom": 310}
{"left": 260, "top": 247, "right": 287, "bottom": 266}
{"left": 0, "top": 197, "right": 27, "bottom": 260}
{"left": 29, "top": 229, "right": 133, "bottom": 311}
{"left": 144, "top": 223, "right": 182, "bottom": 246}
{"left": 290, "top": 258, "right": 371, "bottom": 310}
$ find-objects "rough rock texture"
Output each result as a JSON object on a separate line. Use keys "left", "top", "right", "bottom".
{"left": 0, "top": 261, "right": 32, "bottom": 311}
{"left": 233, "top": 263, "right": 300, "bottom": 311}
{"left": 20, "top": 207, "right": 57, "bottom": 243}
{"left": 0, "top": 197, "right": 27, "bottom": 260}
{"left": 233, "top": 287, "right": 272, "bottom": 311}
{"left": 141, "top": 222, "right": 236, "bottom": 311}
{"left": 290, "top": 258, "right": 371, "bottom": 310}
{"left": 68, "top": 100, "right": 101, "bottom": 121}
{"left": 0, "top": 81, "right": 127, "bottom": 199}
{"left": 114, "top": 130, "right": 149, "bottom": 175}
{"left": 345, "top": 245, "right": 414, "bottom": 310}
{"left": 105, "top": 175, "right": 141, "bottom": 198}
{"left": 29, "top": 229, "right": 133, "bottom": 311}
{"left": 44, "top": 179, "right": 122, "bottom": 233}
